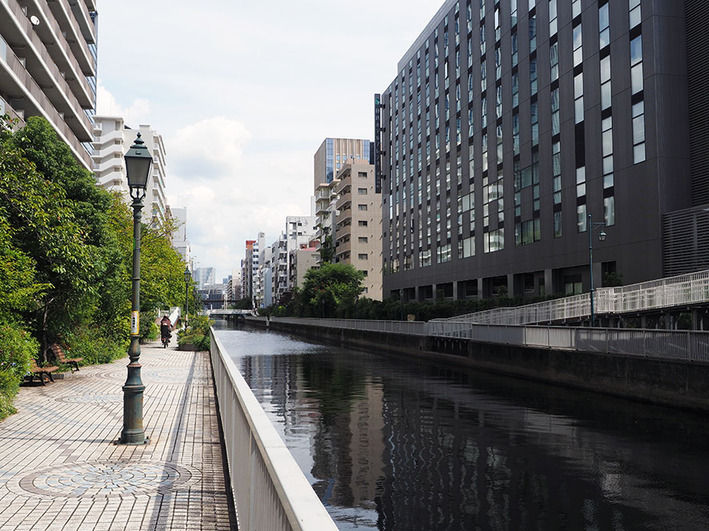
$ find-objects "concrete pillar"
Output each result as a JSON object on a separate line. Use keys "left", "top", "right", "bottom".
{"left": 432, "top": 283, "right": 438, "bottom": 301}
{"left": 477, "top": 278, "right": 484, "bottom": 300}
{"left": 415, "top": 285, "right": 420, "bottom": 302}
{"left": 453, "top": 281, "right": 459, "bottom": 300}
{"left": 507, "top": 274, "right": 514, "bottom": 298}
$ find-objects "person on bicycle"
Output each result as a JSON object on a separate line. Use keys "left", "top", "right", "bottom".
{"left": 160, "top": 315, "right": 173, "bottom": 346}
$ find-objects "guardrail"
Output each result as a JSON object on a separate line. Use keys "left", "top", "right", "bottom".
{"left": 255, "top": 316, "right": 709, "bottom": 364}
{"left": 426, "top": 321, "right": 709, "bottom": 362}
{"left": 263, "top": 317, "right": 428, "bottom": 336}
{"left": 209, "top": 330, "right": 338, "bottom": 531}
{"left": 437, "top": 269, "right": 709, "bottom": 326}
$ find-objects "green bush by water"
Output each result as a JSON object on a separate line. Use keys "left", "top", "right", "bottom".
{"left": 0, "top": 324, "right": 37, "bottom": 420}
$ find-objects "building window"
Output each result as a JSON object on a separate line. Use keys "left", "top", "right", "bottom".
{"left": 549, "top": 0, "right": 557, "bottom": 36}
{"left": 630, "top": 35, "right": 643, "bottom": 94}
{"left": 358, "top": 171, "right": 367, "bottom": 177}
{"left": 358, "top": 188, "right": 368, "bottom": 195}
{"left": 573, "top": 23, "right": 583, "bottom": 67}
{"left": 358, "top": 236, "right": 368, "bottom": 243}
{"left": 629, "top": 0, "right": 641, "bottom": 28}
{"left": 599, "top": 2, "right": 610, "bottom": 49}
{"left": 632, "top": 100, "right": 646, "bottom": 163}
{"left": 358, "top": 253, "right": 368, "bottom": 260}
{"left": 357, "top": 204, "right": 368, "bottom": 211}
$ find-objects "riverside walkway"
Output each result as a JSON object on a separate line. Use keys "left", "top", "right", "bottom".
{"left": 0, "top": 342, "right": 235, "bottom": 530}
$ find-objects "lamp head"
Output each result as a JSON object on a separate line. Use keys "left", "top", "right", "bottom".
{"left": 184, "top": 266, "right": 191, "bottom": 283}
{"left": 125, "top": 133, "right": 153, "bottom": 199}
{"left": 598, "top": 230, "right": 607, "bottom": 242}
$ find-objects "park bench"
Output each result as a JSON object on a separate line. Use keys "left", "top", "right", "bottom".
{"left": 49, "top": 343, "right": 83, "bottom": 372}
{"left": 27, "top": 359, "right": 58, "bottom": 385}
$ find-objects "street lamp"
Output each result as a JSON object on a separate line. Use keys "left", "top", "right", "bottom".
{"left": 184, "top": 266, "right": 191, "bottom": 330}
{"left": 588, "top": 213, "right": 607, "bottom": 327}
{"left": 119, "top": 133, "right": 152, "bottom": 445}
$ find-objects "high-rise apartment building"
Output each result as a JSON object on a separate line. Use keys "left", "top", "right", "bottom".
{"left": 170, "top": 207, "right": 191, "bottom": 264}
{"left": 334, "top": 161, "right": 383, "bottom": 300}
{"left": 377, "top": 0, "right": 703, "bottom": 301}
{"left": 0, "top": 0, "right": 97, "bottom": 170}
{"left": 92, "top": 117, "right": 169, "bottom": 223}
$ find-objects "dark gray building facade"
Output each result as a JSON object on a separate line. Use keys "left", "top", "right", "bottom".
{"left": 377, "top": 0, "right": 707, "bottom": 301}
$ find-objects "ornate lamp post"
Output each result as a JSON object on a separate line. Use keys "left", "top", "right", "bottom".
{"left": 588, "top": 213, "right": 607, "bottom": 327}
{"left": 119, "top": 133, "right": 152, "bottom": 445}
{"left": 184, "top": 266, "right": 191, "bottom": 330}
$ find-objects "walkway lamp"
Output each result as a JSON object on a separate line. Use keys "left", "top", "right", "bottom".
{"left": 588, "top": 213, "right": 607, "bottom": 327}
{"left": 119, "top": 133, "right": 152, "bottom": 445}
{"left": 184, "top": 266, "right": 191, "bottom": 330}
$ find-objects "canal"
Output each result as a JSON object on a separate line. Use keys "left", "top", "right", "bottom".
{"left": 214, "top": 322, "right": 709, "bottom": 530}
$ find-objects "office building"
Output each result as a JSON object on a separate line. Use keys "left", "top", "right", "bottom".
{"left": 0, "top": 0, "right": 97, "bottom": 170}
{"left": 377, "top": 0, "right": 702, "bottom": 301}
{"left": 314, "top": 138, "right": 373, "bottom": 189}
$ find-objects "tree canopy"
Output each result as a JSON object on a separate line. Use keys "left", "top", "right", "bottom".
{"left": 0, "top": 116, "right": 190, "bottom": 419}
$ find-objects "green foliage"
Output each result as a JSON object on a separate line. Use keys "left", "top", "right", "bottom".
{"left": 0, "top": 115, "right": 191, "bottom": 416}
{"left": 0, "top": 324, "right": 38, "bottom": 420}
{"left": 178, "top": 315, "right": 213, "bottom": 351}
{"left": 603, "top": 272, "right": 624, "bottom": 287}
{"left": 292, "top": 262, "right": 364, "bottom": 318}
{"left": 61, "top": 325, "right": 127, "bottom": 365}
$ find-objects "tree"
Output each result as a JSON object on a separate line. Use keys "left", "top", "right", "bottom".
{"left": 297, "top": 263, "right": 364, "bottom": 318}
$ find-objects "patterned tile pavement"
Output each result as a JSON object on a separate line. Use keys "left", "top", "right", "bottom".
{"left": 0, "top": 342, "right": 236, "bottom": 530}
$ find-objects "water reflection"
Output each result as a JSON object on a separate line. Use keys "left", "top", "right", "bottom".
{"left": 215, "top": 325, "right": 709, "bottom": 530}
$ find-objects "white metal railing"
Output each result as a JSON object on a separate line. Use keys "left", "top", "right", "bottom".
{"left": 210, "top": 330, "right": 338, "bottom": 531}
{"left": 264, "top": 317, "right": 428, "bottom": 336}
{"left": 437, "top": 269, "right": 709, "bottom": 326}
{"left": 254, "top": 317, "right": 709, "bottom": 363}
{"left": 426, "top": 321, "right": 709, "bottom": 362}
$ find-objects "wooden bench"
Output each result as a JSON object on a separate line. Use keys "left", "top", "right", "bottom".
{"left": 49, "top": 343, "right": 83, "bottom": 372}
{"left": 28, "top": 359, "right": 58, "bottom": 385}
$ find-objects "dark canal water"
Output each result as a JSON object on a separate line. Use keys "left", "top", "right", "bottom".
{"left": 214, "top": 323, "right": 709, "bottom": 530}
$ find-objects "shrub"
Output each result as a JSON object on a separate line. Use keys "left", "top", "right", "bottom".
{"left": 0, "top": 323, "right": 38, "bottom": 420}
{"left": 61, "top": 325, "right": 127, "bottom": 365}
{"left": 178, "top": 315, "right": 213, "bottom": 351}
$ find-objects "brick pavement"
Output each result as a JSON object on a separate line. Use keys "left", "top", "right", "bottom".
{"left": 0, "top": 342, "right": 236, "bottom": 530}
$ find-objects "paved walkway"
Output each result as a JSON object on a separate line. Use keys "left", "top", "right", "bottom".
{"left": 0, "top": 342, "right": 236, "bottom": 530}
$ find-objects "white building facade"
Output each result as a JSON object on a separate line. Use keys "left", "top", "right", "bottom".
{"left": 92, "top": 117, "right": 169, "bottom": 224}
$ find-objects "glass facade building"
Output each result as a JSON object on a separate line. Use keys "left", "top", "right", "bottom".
{"left": 377, "top": 0, "right": 704, "bottom": 301}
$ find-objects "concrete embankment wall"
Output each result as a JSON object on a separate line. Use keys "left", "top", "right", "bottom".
{"left": 248, "top": 318, "right": 709, "bottom": 413}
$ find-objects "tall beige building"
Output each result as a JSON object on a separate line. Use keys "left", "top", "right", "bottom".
{"left": 0, "top": 0, "right": 97, "bottom": 170}
{"left": 334, "top": 161, "right": 383, "bottom": 300}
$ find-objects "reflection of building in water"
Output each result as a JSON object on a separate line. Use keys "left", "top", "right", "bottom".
{"left": 346, "top": 379, "right": 385, "bottom": 507}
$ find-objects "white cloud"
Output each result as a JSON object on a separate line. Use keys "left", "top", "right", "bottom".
{"left": 96, "top": 80, "right": 151, "bottom": 127}
{"left": 97, "top": 0, "right": 444, "bottom": 279}
{"left": 169, "top": 117, "right": 251, "bottom": 180}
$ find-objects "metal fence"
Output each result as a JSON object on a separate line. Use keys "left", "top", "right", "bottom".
{"left": 264, "top": 317, "right": 429, "bottom": 336}
{"left": 210, "top": 330, "right": 338, "bottom": 531}
{"left": 260, "top": 316, "right": 709, "bottom": 363}
{"left": 426, "top": 321, "right": 709, "bottom": 363}
{"left": 435, "top": 269, "right": 709, "bottom": 326}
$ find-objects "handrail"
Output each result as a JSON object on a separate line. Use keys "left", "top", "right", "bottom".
{"left": 256, "top": 316, "right": 709, "bottom": 364}
{"left": 210, "top": 329, "right": 338, "bottom": 531}
{"left": 435, "top": 269, "right": 709, "bottom": 325}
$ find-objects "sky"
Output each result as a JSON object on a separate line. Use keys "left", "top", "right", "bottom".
{"left": 96, "top": 0, "right": 445, "bottom": 281}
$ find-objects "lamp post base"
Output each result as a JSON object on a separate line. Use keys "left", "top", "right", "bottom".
{"left": 118, "top": 361, "right": 149, "bottom": 445}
